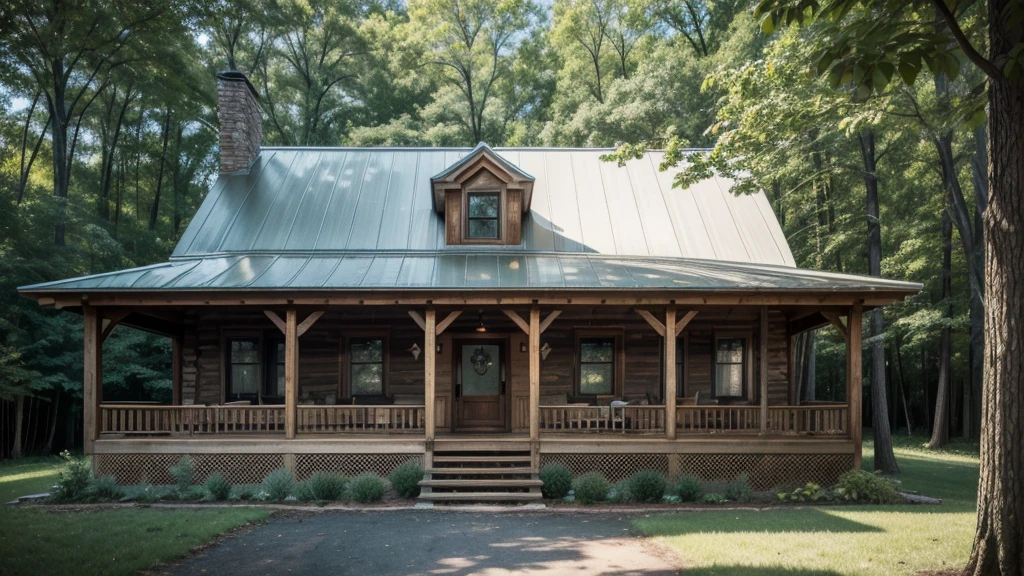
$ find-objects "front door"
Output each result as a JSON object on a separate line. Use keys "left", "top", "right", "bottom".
{"left": 454, "top": 339, "right": 507, "bottom": 430}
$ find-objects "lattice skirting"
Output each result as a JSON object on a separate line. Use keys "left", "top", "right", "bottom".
{"left": 540, "top": 453, "right": 852, "bottom": 489}
{"left": 94, "top": 453, "right": 284, "bottom": 485}
{"left": 294, "top": 454, "right": 420, "bottom": 480}
{"left": 541, "top": 453, "right": 669, "bottom": 482}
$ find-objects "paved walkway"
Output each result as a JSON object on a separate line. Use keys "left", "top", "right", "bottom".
{"left": 165, "top": 510, "right": 681, "bottom": 575}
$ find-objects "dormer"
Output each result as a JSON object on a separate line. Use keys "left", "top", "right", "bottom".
{"left": 431, "top": 143, "right": 535, "bottom": 246}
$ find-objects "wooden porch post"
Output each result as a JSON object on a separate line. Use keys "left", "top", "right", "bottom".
{"left": 760, "top": 306, "right": 769, "bottom": 433}
{"left": 847, "top": 303, "right": 864, "bottom": 469}
{"left": 424, "top": 309, "right": 436, "bottom": 443}
{"left": 664, "top": 307, "right": 677, "bottom": 439}
{"left": 529, "top": 307, "right": 540, "bottom": 466}
{"left": 83, "top": 306, "right": 102, "bottom": 455}
{"left": 172, "top": 336, "right": 183, "bottom": 406}
{"left": 285, "top": 309, "right": 298, "bottom": 439}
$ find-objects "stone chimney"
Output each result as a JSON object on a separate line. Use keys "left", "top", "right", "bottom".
{"left": 216, "top": 71, "right": 262, "bottom": 174}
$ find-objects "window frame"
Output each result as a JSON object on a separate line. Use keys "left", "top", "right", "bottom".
{"left": 712, "top": 330, "right": 753, "bottom": 402}
{"left": 465, "top": 190, "right": 502, "bottom": 241}
{"left": 223, "top": 331, "right": 263, "bottom": 402}
{"left": 676, "top": 334, "right": 689, "bottom": 398}
{"left": 264, "top": 338, "right": 286, "bottom": 398}
{"left": 573, "top": 328, "right": 624, "bottom": 397}
{"left": 344, "top": 333, "right": 389, "bottom": 398}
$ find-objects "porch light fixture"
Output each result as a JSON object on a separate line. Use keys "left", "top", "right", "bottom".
{"left": 475, "top": 310, "right": 487, "bottom": 332}
{"left": 519, "top": 342, "right": 528, "bottom": 353}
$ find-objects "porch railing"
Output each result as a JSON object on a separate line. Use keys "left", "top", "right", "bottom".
{"left": 675, "top": 404, "right": 848, "bottom": 435}
{"left": 765, "top": 405, "right": 848, "bottom": 435}
{"left": 297, "top": 405, "right": 426, "bottom": 434}
{"left": 539, "top": 405, "right": 666, "bottom": 434}
{"left": 99, "top": 404, "right": 285, "bottom": 435}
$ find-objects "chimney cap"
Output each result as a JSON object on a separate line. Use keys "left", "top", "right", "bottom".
{"left": 216, "top": 70, "right": 259, "bottom": 99}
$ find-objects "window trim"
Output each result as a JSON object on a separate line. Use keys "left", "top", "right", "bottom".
{"left": 465, "top": 191, "right": 501, "bottom": 240}
{"left": 573, "top": 328, "right": 624, "bottom": 397}
{"left": 712, "top": 330, "right": 753, "bottom": 402}
{"left": 343, "top": 332, "right": 390, "bottom": 398}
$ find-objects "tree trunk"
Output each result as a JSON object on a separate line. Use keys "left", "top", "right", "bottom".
{"left": 966, "top": 3, "right": 1024, "bottom": 571}
{"left": 967, "top": 123, "right": 988, "bottom": 440}
{"left": 929, "top": 199, "right": 954, "bottom": 448}
{"left": 149, "top": 108, "right": 172, "bottom": 231}
{"left": 11, "top": 395, "right": 24, "bottom": 460}
{"left": 858, "top": 127, "right": 899, "bottom": 473}
{"left": 44, "top": 392, "right": 59, "bottom": 454}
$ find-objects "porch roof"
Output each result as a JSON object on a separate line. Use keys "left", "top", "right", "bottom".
{"left": 19, "top": 252, "right": 921, "bottom": 294}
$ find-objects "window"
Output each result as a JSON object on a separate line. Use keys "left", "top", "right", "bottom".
{"left": 350, "top": 338, "right": 385, "bottom": 396}
{"left": 265, "top": 341, "right": 285, "bottom": 397}
{"left": 467, "top": 192, "right": 500, "bottom": 239}
{"left": 714, "top": 337, "right": 747, "bottom": 398}
{"left": 227, "top": 338, "right": 260, "bottom": 400}
{"left": 579, "top": 338, "right": 615, "bottom": 395}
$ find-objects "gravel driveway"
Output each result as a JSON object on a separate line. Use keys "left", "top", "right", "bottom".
{"left": 165, "top": 509, "right": 681, "bottom": 575}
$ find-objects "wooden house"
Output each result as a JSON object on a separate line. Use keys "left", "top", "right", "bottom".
{"left": 18, "top": 72, "right": 921, "bottom": 502}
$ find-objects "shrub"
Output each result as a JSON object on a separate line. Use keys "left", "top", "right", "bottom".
{"left": 52, "top": 451, "right": 92, "bottom": 502}
{"left": 701, "top": 493, "right": 727, "bottom": 504}
{"left": 134, "top": 484, "right": 161, "bottom": 503}
{"left": 348, "top": 473, "right": 386, "bottom": 503}
{"left": 776, "top": 482, "right": 829, "bottom": 503}
{"left": 607, "top": 481, "right": 629, "bottom": 503}
{"left": 389, "top": 462, "right": 424, "bottom": 499}
{"left": 573, "top": 472, "right": 609, "bottom": 505}
{"left": 834, "top": 469, "right": 902, "bottom": 504}
{"left": 725, "top": 473, "right": 753, "bottom": 503}
{"left": 261, "top": 468, "right": 295, "bottom": 501}
{"left": 674, "top": 475, "right": 704, "bottom": 503}
{"left": 626, "top": 470, "right": 667, "bottom": 503}
{"left": 205, "top": 472, "right": 232, "bottom": 501}
{"left": 539, "top": 463, "right": 573, "bottom": 500}
{"left": 169, "top": 456, "right": 195, "bottom": 493}
{"left": 90, "top": 476, "right": 124, "bottom": 501}
{"left": 299, "top": 472, "right": 348, "bottom": 502}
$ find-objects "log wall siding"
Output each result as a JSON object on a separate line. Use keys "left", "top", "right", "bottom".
{"left": 184, "top": 308, "right": 791, "bottom": 412}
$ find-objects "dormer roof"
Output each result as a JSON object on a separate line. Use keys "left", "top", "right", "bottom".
{"left": 430, "top": 142, "right": 534, "bottom": 213}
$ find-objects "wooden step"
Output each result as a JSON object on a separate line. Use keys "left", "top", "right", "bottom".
{"left": 420, "top": 478, "right": 542, "bottom": 488}
{"left": 427, "top": 467, "right": 535, "bottom": 475}
{"left": 418, "top": 491, "right": 543, "bottom": 502}
{"left": 433, "top": 455, "right": 531, "bottom": 464}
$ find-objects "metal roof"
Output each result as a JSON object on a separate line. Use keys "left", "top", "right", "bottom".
{"left": 20, "top": 253, "right": 921, "bottom": 293}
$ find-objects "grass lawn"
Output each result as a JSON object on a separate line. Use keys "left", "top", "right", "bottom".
{"left": 636, "top": 435, "right": 980, "bottom": 576}
{"left": 0, "top": 457, "right": 270, "bottom": 576}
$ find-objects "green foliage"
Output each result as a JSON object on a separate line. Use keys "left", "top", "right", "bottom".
{"left": 297, "top": 472, "right": 348, "bottom": 502}
{"left": 674, "top": 475, "right": 704, "bottom": 502}
{"left": 777, "top": 482, "right": 830, "bottom": 503}
{"left": 51, "top": 451, "right": 92, "bottom": 502}
{"left": 701, "top": 493, "right": 727, "bottom": 504}
{"left": 626, "top": 470, "right": 667, "bottom": 503}
{"left": 539, "top": 463, "right": 573, "bottom": 499}
{"left": 835, "top": 469, "right": 902, "bottom": 504}
{"left": 724, "top": 473, "right": 753, "bottom": 503}
{"left": 572, "top": 471, "right": 610, "bottom": 504}
{"left": 261, "top": 468, "right": 295, "bottom": 502}
{"left": 89, "top": 476, "right": 124, "bottom": 501}
{"left": 388, "top": 462, "right": 424, "bottom": 499}
{"left": 348, "top": 473, "right": 387, "bottom": 503}
{"left": 204, "top": 472, "right": 232, "bottom": 501}
{"left": 169, "top": 456, "right": 195, "bottom": 494}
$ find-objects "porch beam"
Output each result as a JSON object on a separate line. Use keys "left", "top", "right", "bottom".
{"left": 675, "top": 310, "right": 698, "bottom": 337}
{"left": 285, "top": 310, "right": 298, "bottom": 439}
{"left": 846, "top": 304, "right": 864, "bottom": 469}
{"left": 529, "top": 307, "right": 541, "bottom": 459}
{"left": 760, "top": 306, "right": 769, "bottom": 433}
{"left": 664, "top": 307, "right": 677, "bottom": 439}
{"left": 296, "top": 310, "right": 325, "bottom": 337}
{"left": 502, "top": 310, "right": 530, "bottom": 335}
{"left": 264, "top": 310, "right": 286, "bottom": 334}
{"left": 83, "top": 306, "right": 102, "bottom": 455}
{"left": 539, "top": 310, "right": 561, "bottom": 334}
{"left": 635, "top": 309, "right": 666, "bottom": 337}
{"left": 408, "top": 310, "right": 426, "bottom": 331}
{"left": 424, "top": 309, "right": 437, "bottom": 442}
{"left": 822, "top": 312, "right": 849, "bottom": 342}
{"left": 435, "top": 311, "right": 462, "bottom": 335}
{"left": 100, "top": 310, "right": 129, "bottom": 343}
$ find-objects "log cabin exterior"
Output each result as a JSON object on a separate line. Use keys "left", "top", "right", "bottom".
{"left": 18, "top": 73, "right": 920, "bottom": 501}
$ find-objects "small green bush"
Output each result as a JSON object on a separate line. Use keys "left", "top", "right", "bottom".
{"left": 169, "top": 456, "right": 195, "bottom": 493}
{"left": 835, "top": 469, "right": 902, "bottom": 504}
{"left": 701, "top": 493, "right": 727, "bottom": 504}
{"left": 261, "top": 468, "right": 295, "bottom": 501}
{"left": 52, "top": 451, "right": 92, "bottom": 502}
{"left": 349, "top": 473, "right": 387, "bottom": 503}
{"left": 573, "top": 472, "right": 609, "bottom": 504}
{"left": 725, "top": 473, "right": 753, "bottom": 503}
{"left": 777, "top": 482, "right": 829, "bottom": 503}
{"left": 674, "top": 475, "right": 704, "bottom": 502}
{"left": 134, "top": 484, "right": 161, "bottom": 503}
{"left": 299, "top": 472, "right": 348, "bottom": 501}
{"left": 607, "top": 481, "right": 628, "bottom": 503}
{"left": 90, "top": 476, "right": 124, "bottom": 501}
{"left": 539, "top": 463, "right": 573, "bottom": 499}
{"left": 389, "top": 462, "right": 424, "bottom": 499}
{"left": 205, "top": 472, "right": 232, "bottom": 501}
{"left": 626, "top": 470, "right": 667, "bottom": 503}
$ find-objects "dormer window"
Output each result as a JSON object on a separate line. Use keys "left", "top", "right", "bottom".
{"left": 431, "top": 143, "right": 535, "bottom": 246}
{"left": 467, "top": 192, "right": 501, "bottom": 239}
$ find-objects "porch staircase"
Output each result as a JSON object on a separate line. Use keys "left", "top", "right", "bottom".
{"left": 418, "top": 447, "right": 542, "bottom": 503}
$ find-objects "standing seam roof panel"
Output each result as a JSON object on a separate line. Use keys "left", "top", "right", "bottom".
{"left": 219, "top": 150, "right": 298, "bottom": 251}
{"left": 249, "top": 152, "right": 322, "bottom": 251}
{"left": 598, "top": 154, "right": 650, "bottom": 256}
